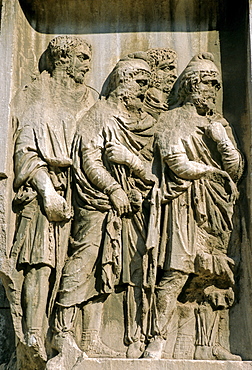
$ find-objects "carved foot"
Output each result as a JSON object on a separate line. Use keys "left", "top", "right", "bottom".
{"left": 143, "top": 337, "right": 166, "bottom": 359}
{"left": 126, "top": 340, "right": 145, "bottom": 359}
{"left": 46, "top": 351, "right": 87, "bottom": 370}
{"left": 46, "top": 332, "right": 87, "bottom": 370}
{"left": 25, "top": 331, "right": 47, "bottom": 362}
{"left": 194, "top": 345, "right": 241, "bottom": 361}
{"left": 212, "top": 345, "right": 241, "bottom": 361}
{"left": 84, "top": 339, "right": 124, "bottom": 358}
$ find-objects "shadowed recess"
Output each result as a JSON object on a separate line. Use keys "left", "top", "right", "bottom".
{"left": 19, "top": 0, "right": 222, "bottom": 34}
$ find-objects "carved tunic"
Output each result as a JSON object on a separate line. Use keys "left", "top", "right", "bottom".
{"left": 11, "top": 72, "right": 95, "bottom": 268}
{"left": 59, "top": 98, "right": 156, "bottom": 308}
{"left": 156, "top": 103, "right": 243, "bottom": 278}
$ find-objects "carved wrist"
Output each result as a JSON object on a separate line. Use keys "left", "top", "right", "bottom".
{"left": 127, "top": 153, "right": 145, "bottom": 173}
{"left": 30, "top": 168, "right": 55, "bottom": 197}
{"left": 217, "top": 138, "right": 234, "bottom": 152}
{"left": 104, "top": 183, "right": 122, "bottom": 196}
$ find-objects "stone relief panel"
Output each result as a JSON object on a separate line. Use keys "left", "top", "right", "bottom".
{"left": 145, "top": 53, "right": 244, "bottom": 361}
{"left": 8, "top": 35, "right": 98, "bottom": 369}
{"left": 1, "top": 30, "right": 245, "bottom": 370}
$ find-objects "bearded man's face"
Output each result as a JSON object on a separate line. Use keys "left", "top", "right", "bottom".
{"left": 144, "top": 59, "right": 177, "bottom": 112}
{"left": 121, "top": 70, "right": 150, "bottom": 111}
{"left": 67, "top": 44, "right": 91, "bottom": 84}
{"left": 191, "top": 73, "right": 220, "bottom": 116}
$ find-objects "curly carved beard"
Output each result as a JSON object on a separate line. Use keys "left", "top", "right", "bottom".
{"left": 66, "top": 64, "right": 89, "bottom": 84}
{"left": 192, "top": 91, "right": 217, "bottom": 116}
{"left": 114, "top": 85, "right": 145, "bottom": 113}
{"left": 122, "top": 94, "right": 145, "bottom": 113}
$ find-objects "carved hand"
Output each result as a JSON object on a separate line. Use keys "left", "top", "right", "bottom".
{"left": 44, "top": 190, "right": 72, "bottom": 222}
{"left": 109, "top": 188, "right": 131, "bottom": 216}
{"left": 105, "top": 141, "right": 134, "bottom": 166}
{"left": 208, "top": 168, "right": 238, "bottom": 202}
{"left": 206, "top": 121, "right": 229, "bottom": 143}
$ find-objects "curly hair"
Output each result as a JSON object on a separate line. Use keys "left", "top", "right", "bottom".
{"left": 146, "top": 48, "right": 177, "bottom": 72}
{"left": 48, "top": 36, "right": 92, "bottom": 66}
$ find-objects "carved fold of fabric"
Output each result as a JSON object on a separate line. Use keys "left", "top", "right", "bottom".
{"left": 165, "top": 187, "right": 197, "bottom": 274}
{"left": 14, "top": 103, "right": 74, "bottom": 195}
{"left": 72, "top": 134, "right": 111, "bottom": 212}
{"left": 58, "top": 209, "right": 107, "bottom": 307}
{"left": 101, "top": 210, "right": 122, "bottom": 293}
{"left": 10, "top": 197, "right": 56, "bottom": 268}
{"left": 49, "top": 219, "right": 72, "bottom": 316}
{"left": 143, "top": 185, "right": 162, "bottom": 290}
{"left": 121, "top": 212, "right": 147, "bottom": 286}
{"left": 14, "top": 125, "right": 47, "bottom": 189}
{"left": 124, "top": 284, "right": 145, "bottom": 345}
{"left": 195, "top": 305, "right": 220, "bottom": 347}
{"left": 192, "top": 179, "right": 207, "bottom": 226}
{"left": 194, "top": 251, "right": 235, "bottom": 286}
{"left": 193, "top": 178, "right": 234, "bottom": 242}
{"left": 36, "top": 123, "right": 72, "bottom": 167}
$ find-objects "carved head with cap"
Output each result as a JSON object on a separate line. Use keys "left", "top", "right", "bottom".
{"left": 177, "top": 52, "right": 221, "bottom": 116}
{"left": 103, "top": 58, "right": 151, "bottom": 112}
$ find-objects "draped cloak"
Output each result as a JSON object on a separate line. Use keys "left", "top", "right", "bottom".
{"left": 11, "top": 71, "right": 96, "bottom": 314}
{"left": 155, "top": 103, "right": 244, "bottom": 283}
{"left": 58, "top": 98, "right": 157, "bottom": 343}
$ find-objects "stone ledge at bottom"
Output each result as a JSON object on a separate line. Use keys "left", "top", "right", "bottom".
{"left": 73, "top": 359, "right": 252, "bottom": 370}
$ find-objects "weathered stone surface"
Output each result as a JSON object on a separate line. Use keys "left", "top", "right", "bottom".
{"left": 0, "top": 308, "right": 15, "bottom": 364}
{"left": 73, "top": 359, "right": 252, "bottom": 370}
{"left": 0, "top": 0, "right": 251, "bottom": 369}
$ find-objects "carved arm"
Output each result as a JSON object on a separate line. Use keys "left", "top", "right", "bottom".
{"left": 164, "top": 151, "right": 217, "bottom": 180}
{"left": 82, "top": 145, "right": 131, "bottom": 215}
{"left": 30, "top": 169, "right": 71, "bottom": 222}
{"left": 105, "top": 141, "right": 155, "bottom": 183}
{"left": 207, "top": 121, "right": 243, "bottom": 182}
{"left": 165, "top": 151, "right": 238, "bottom": 201}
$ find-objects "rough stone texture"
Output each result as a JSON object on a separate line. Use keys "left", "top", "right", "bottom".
{"left": 0, "top": 0, "right": 16, "bottom": 177}
{"left": 0, "top": 307, "right": 15, "bottom": 364}
{"left": 73, "top": 359, "right": 252, "bottom": 370}
{"left": 0, "top": 0, "right": 251, "bottom": 368}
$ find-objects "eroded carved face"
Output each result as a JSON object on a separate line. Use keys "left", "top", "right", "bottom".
{"left": 121, "top": 70, "right": 150, "bottom": 111}
{"left": 144, "top": 59, "right": 177, "bottom": 112}
{"left": 191, "top": 72, "right": 220, "bottom": 115}
{"left": 67, "top": 44, "right": 91, "bottom": 84}
{"left": 154, "top": 59, "right": 177, "bottom": 93}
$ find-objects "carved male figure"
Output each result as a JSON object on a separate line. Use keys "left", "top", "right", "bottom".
{"left": 125, "top": 48, "right": 177, "bottom": 118}
{"left": 11, "top": 36, "right": 96, "bottom": 362}
{"left": 143, "top": 48, "right": 177, "bottom": 117}
{"left": 143, "top": 53, "right": 244, "bottom": 360}
{"left": 49, "top": 57, "right": 158, "bottom": 365}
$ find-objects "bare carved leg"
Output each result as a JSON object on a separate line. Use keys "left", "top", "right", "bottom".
{"left": 143, "top": 270, "right": 188, "bottom": 359}
{"left": 23, "top": 265, "right": 51, "bottom": 361}
{"left": 125, "top": 285, "right": 145, "bottom": 359}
